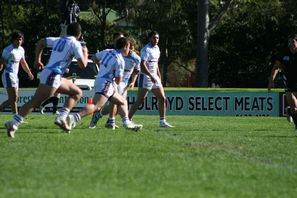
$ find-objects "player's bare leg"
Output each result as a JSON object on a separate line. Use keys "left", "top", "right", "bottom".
{"left": 128, "top": 87, "right": 148, "bottom": 120}
{"left": 0, "top": 87, "right": 18, "bottom": 114}
{"left": 152, "top": 87, "right": 174, "bottom": 128}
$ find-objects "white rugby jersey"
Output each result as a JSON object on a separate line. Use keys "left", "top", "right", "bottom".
{"left": 140, "top": 43, "right": 160, "bottom": 75}
{"left": 95, "top": 49, "right": 124, "bottom": 81}
{"left": 2, "top": 43, "right": 25, "bottom": 76}
{"left": 122, "top": 51, "right": 141, "bottom": 84}
{"left": 44, "top": 36, "right": 84, "bottom": 75}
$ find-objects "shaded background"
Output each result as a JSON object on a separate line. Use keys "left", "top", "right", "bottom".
{"left": 0, "top": 0, "right": 296, "bottom": 88}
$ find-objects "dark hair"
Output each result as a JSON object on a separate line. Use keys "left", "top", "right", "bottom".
{"left": 288, "top": 34, "right": 297, "bottom": 40}
{"left": 148, "top": 30, "right": 159, "bottom": 39}
{"left": 11, "top": 31, "right": 24, "bottom": 41}
{"left": 113, "top": 32, "right": 124, "bottom": 40}
{"left": 115, "top": 37, "right": 129, "bottom": 50}
{"left": 67, "top": 22, "right": 82, "bottom": 36}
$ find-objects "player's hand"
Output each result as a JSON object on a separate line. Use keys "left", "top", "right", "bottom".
{"left": 28, "top": 72, "right": 34, "bottom": 81}
{"left": 35, "top": 61, "right": 44, "bottom": 70}
{"left": 128, "top": 83, "right": 135, "bottom": 90}
{"left": 150, "top": 76, "right": 157, "bottom": 83}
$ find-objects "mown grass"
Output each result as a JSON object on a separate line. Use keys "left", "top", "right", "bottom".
{"left": 0, "top": 114, "right": 296, "bottom": 198}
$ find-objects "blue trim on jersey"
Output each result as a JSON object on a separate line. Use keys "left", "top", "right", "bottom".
{"left": 100, "top": 53, "right": 110, "bottom": 67}
{"left": 124, "top": 55, "right": 137, "bottom": 62}
{"left": 101, "top": 53, "right": 109, "bottom": 62}
{"left": 4, "top": 65, "right": 14, "bottom": 73}
{"left": 111, "top": 50, "right": 119, "bottom": 57}
{"left": 5, "top": 72, "right": 12, "bottom": 87}
{"left": 103, "top": 55, "right": 113, "bottom": 68}
{"left": 101, "top": 73, "right": 112, "bottom": 79}
{"left": 139, "top": 73, "right": 144, "bottom": 88}
{"left": 46, "top": 71, "right": 58, "bottom": 86}
{"left": 46, "top": 61, "right": 64, "bottom": 74}
{"left": 2, "top": 44, "right": 24, "bottom": 73}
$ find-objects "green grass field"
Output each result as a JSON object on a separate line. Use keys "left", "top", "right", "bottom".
{"left": 0, "top": 114, "right": 297, "bottom": 198}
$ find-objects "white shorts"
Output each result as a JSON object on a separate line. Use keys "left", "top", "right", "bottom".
{"left": 2, "top": 72, "right": 19, "bottom": 88}
{"left": 94, "top": 78, "right": 117, "bottom": 98}
{"left": 118, "top": 81, "right": 128, "bottom": 96}
{"left": 39, "top": 69, "right": 62, "bottom": 88}
{"left": 138, "top": 73, "right": 162, "bottom": 90}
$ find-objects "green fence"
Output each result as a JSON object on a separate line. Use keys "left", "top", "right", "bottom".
{"left": 0, "top": 89, "right": 284, "bottom": 117}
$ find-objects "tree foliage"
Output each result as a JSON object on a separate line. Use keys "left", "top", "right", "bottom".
{"left": 1, "top": 0, "right": 297, "bottom": 88}
{"left": 0, "top": 0, "right": 61, "bottom": 87}
{"left": 209, "top": 0, "right": 297, "bottom": 87}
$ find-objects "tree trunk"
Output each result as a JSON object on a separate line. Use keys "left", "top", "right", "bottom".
{"left": 195, "top": 0, "right": 209, "bottom": 87}
{"left": 163, "top": 37, "right": 169, "bottom": 87}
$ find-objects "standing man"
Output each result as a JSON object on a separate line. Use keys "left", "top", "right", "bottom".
{"left": 268, "top": 34, "right": 297, "bottom": 130}
{"left": 89, "top": 37, "right": 141, "bottom": 129}
{"left": 66, "top": 37, "right": 142, "bottom": 132}
{"left": 0, "top": 31, "right": 34, "bottom": 114}
{"left": 60, "top": 0, "right": 80, "bottom": 37}
{"left": 128, "top": 31, "right": 173, "bottom": 128}
{"left": 5, "top": 22, "right": 88, "bottom": 138}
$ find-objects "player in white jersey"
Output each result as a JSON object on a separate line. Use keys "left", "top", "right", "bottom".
{"left": 0, "top": 31, "right": 34, "bottom": 114}
{"left": 88, "top": 38, "right": 141, "bottom": 129}
{"left": 128, "top": 31, "right": 174, "bottom": 128}
{"left": 66, "top": 37, "right": 142, "bottom": 132}
{"left": 5, "top": 22, "right": 89, "bottom": 138}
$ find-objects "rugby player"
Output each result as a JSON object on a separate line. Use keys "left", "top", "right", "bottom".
{"left": 5, "top": 22, "right": 88, "bottom": 138}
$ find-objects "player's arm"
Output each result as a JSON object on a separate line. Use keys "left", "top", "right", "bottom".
{"left": 140, "top": 60, "right": 157, "bottom": 83}
{"left": 0, "top": 49, "right": 9, "bottom": 71}
{"left": 128, "top": 69, "right": 140, "bottom": 89}
{"left": 91, "top": 53, "right": 100, "bottom": 65}
{"left": 268, "top": 60, "right": 283, "bottom": 91}
{"left": 0, "top": 57, "right": 6, "bottom": 71}
{"left": 115, "top": 59, "right": 124, "bottom": 85}
{"left": 115, "top": 68, "right": 123, "bottom": 85}
{"left": 20, "top": 58, "right": 34, "bottom": 80}
{"left": 77, "top": 45, "right": 88, "bottom": 69}
{"left": 34, "top": 38, "right": 46, "bottom": 70}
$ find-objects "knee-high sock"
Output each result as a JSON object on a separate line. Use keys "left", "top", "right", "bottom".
{"left": 52, "top": 97, "right": 59, "bottom": 113}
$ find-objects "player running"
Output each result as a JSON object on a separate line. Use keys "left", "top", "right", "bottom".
{"left": 268, "top": 34, "right": 297, "bottom": 130}
{"left": 5, "top": 22, "right": 88, "bottom": 138}
{"left": 66, "top": 37, "right": 142, "bottom": 132}
{"left": 88, "top": 37, "right": 141, "bottom": 129}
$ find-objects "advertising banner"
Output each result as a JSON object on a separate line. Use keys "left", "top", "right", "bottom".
{"left": 0, "top": 89, "right": 280, "bottom": 116}
{"left": 128, "top": 91, "right": 279, "bottom": 117}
